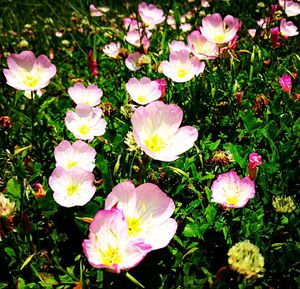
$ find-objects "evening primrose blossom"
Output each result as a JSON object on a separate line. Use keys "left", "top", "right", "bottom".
{"left": 228, "top": 240, "right": 265, "bottom": 279}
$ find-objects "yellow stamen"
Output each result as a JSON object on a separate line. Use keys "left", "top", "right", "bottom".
{"left": 78, "top": 125, "right": 90, "bottom": 136}
{"left": 214, "top": 34, "right": 226, "bottom": 43}
{"left": 127, "top": 217, "right": 142, "bottom": 237}
{"left": 66, "top": 184, "right": 79, "bottom": 196}
{"left": 66, "top": 161, "right": 78, "bottom": 169}
{"left": 101, "top": 246, "right": 122, "bottom": 266}
{"left": 176, "top": 68, "right": 188, "bottom": 79}
{"left": 144, "top": 133, "right": 166, "bottom": 152}
{"left": 137, "top": 95, "right": 147, "bottom": 103}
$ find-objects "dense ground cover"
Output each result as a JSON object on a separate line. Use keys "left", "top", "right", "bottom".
{"left": 0, "top": 0, "right": 299, "bottom": 288}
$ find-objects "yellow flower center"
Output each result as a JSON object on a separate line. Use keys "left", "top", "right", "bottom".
{"left": 226, "top": 196, "right": 239, "bottom": 206}
{"left": 66, "top": 184, "right": 79, "bottom": 196}
{"left": 137, "top": 95, "right": 147, "bottom": 103}
{"left": 214, "top": 34, "right": 226, "bottom": 43}
{"left": 78, "top": 124, "right": 90, "bottom": 136}
{"left": 127, "top": 217, "right": 142, "bottom": 237}
{"left": 176, "top": 68, "right": 188, "bottom": 79}
{"left": 66, "top": 160, "right": 78, "bottom": 169}
{"left": 101, "top": 246, "right": 122, "bottom": 266}
{"left": 144, "top": 133, "right": 166, "bottom": 153}
{"left": 23, "top": 73, "right": 40, "bottom": 88}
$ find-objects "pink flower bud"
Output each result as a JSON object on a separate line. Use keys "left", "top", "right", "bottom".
{"left": 236, "top": 91, "right": 243, "bottom": 105}
{"left": 279, "top": 74, "right": 292, "bottom": 94}
{"left": 155, "top": 79, "right": 167, "bottom": 99}
{"left": 248, "top": 153, "right": 262, "bottom": 180}
{"left": 270, "top": 27, "right": 280, "bottom": 48}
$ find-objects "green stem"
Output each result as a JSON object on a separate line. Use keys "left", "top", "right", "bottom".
{"left": 125, "top": 272, "right": 145, "bottom": 288}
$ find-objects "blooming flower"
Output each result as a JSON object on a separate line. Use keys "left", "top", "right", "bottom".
{"left": 54, "top": 140, "right": 96, "bottom": 171}
{"left": 68, "top": 82, "right": 103, "bottom": 106}
{"left": 248, "top": 152, "right": 262, "bottom": 180}
{"left": 228, "top": 240, "right": 265, "bottom": 279}
{"left": 90, "top": 4, "right": 102, "bottom": 16}
{"left": 105, "top": 181, "right": 177, "bottom": 250}
{"left": 123, "top": 18, "right": 140, "bottom": 31}
{"left": 125, "top": 52, "right": 143, "bottom": 71}
{"left": 280, "top": 19, "right": 299, "bottom": 37}
{"left": 160, "top": 50, "right": 205, "bottom": 83}
{"left": 131, "top": 101, "right": 198, "bottom": 161}
{"left": 211, "top": 171, "right": 256, "bottom": 208}
{"left": 279, "top": 74, "right": 292, "bottom": 94}
{"left": 65, "top": 104, "right": 107, "bottom": 141}
{"left": 103, "top": 42, "right": 121, "bottom": 58}
{"left": 187, "top": 31, "right": 218, "bottom": 60}
{"left": 138, "top": 2, "right": 165, "bottom": 29}
{"left": 126, "top": 77, "right": 162, "bottom": 105}
{"left": 125, "top": 29, "right": 151, "bottom": 49}
{"left": 169, "top": 40, "right": 190, "bottom": 53}
{"left": 3, "top": 50, "right": 56, "bottom": 91}
{"left": 82, "top": 208, "right": 152, "bottom": 273}
{"left": 278, "top": 0, "right": 300, "bottom": 17}
{"left": 0, "top": 193, "right": 15, "bottom": 218}
{"left": 200, "top": 13, "right": 239, "bottom": 44}
{"left": 49, "top": 167, "right": 96, "bottom": 207}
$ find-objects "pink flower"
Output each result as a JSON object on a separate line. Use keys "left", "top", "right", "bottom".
{"left": 211, "top": 171, "right": 256, "bottom": 208}
{"left": 248, "top": 29, "right": 257, "bottom": 38}
{"left": 278, "top": 0, "right": 300, "bottom": 17}
{"left": 105, "top": 181, "right": 177, "bottom": 250}
{"left": 123, "top": 18, "right": 140, "bottom": 31}
{"left": 131, "top": 101, "right": 198, "bottom": 161}
{"left": 68, "top": 82, "right": 103, "bottom": 106}
{"left": 88, "top": 50, "right": 98, "bottom": 78}
{"left": 54, "top": 140, "right": 96, "bottom": 171}
{"left": 89, "top": 4, "right": 102, "bottom": 16}
{"left": 200, "top": 13, "right": 239, "bottom": 44}
{"left": 125, "top": 29, "right": 151, "bottom": 50}
{"left": 3, "top": 50, "right": 56, "bottom": 91}
{"left": 125, "top": 52, "right": 143, "bottom": 71}
{"left": 65, "top": 104, "right": 107, "bottom": 141}
{"left": 138, "top": 2, "right": 165, "bottom": 29}
{"left": 169, "top": 40, "right": 190, "bottom": 53}
{"left": 280, "top": 19, "right": 299, "bottom": 37}
{"left": 126, "top": 77, "right": 161, "bottom": 105}
{"left": 187, "top": 31, "right": 219, "bottom": 60}
{"left": 160, "top": 50, "right": 205, "bottom": 83}
{"left": 270, "top": 27, "right": 280, "bottom": 48}
{"left": 49, "top": 167, "right": 96, "bottom": 207}
{"left": 83, "top": 208, "right": 152, "bottom": 273}
{"left": 248, "top": 153, "right": 262, "bottom": 180}
{"left": 103, "top": 42, "right": 121, "bottom": 58}
{"left": 155, "top": 79, "right": 167, "bottom": 99}
{"left": 279, "top": 74, "right": 292, "bottom": 94}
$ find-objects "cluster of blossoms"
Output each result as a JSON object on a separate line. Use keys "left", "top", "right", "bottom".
{"left": 83, "top": 181, "right": 177, "bottom": 273}
{"left": 272, "top": 195, "right": 296, "bottom": 213}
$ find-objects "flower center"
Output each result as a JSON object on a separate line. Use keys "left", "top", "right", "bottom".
{"left": 66, "top": 184, "right": 79, "bottom": 196}
{"left": 78, "top": 124, "right": 90, "bottom": 136}
{"left": 226, "top": 196, "right": 239, "bottom": 206}
{"left": 176, "top": 68, "right": 188, "bottom": 79}
{"left": 102, "top": 246, "right": 122, "bottom": 266}
{"left": 66, "top": 160, "right": 78, "bottom": 169}
{"left": 214, "top": 34, "right": 226, "bottom": 43}
{"left": 144, "top": 133, "right": 166, "bottom": 152}
{"left": 127, "top": 217, "right": 142, "bottom": 237}
{"left": 137, "top": 95, "right": 147, "bottom": 103}
{"left": 23, "top": 73, "right": 40, "bottom": 88}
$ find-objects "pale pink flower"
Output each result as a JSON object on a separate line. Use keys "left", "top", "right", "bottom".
{"left": 169, "top": 40, "right": 190, "bottom": 53}
{"left": 161, "top": 50, "right": 205, "bottom": 83}
{"left": 125, "top": 29, "right": 151, "bottom": 48}
{"left": 103, "top": 42, "right": 121, "bottom": 58}
{"left": 83, "top": 208, "right": 152, "bottom": 273}
{"left": 89, "top": 4, "right": 102, "bottom": 16}
{"left": 248, "top": 153, "right": 262, "bottom": 180}
{"left": 179, "top": 23, "right": 192, "bottom": 32}
{"left": 280, "top": 19, "right": 299, "bottom": 37}
{"left": 123, "top": 18, "right": 140, "bottom": 31}
{"left": 24, "top": 89, "right": 43, "bottom": 99}
{"left": 138, "top": 2, "right": 166, "bottom": 29}
{"left": 125, "top": 52, "right": 142, "bottom": 71}
{"left": 200, "top": 13, "right": 239, "bottom": 44}
{"left": 54, "top": 140, "right": 96, "bottom": 171}
{"left": 257, "top": 17, "right": 270, "bottom": 29}
{"left": 131, "top": 101, "right": 198, "bottom": 161}
{"left": 187, "top": 31, "right": 218, "bottom": 60}
{"left": 126, "top": 77, "right": 161, "bottom": 105}
{"left": 167, "top": 15, "right": 176, "bottom": 29}
{"left": 248, "top": 29, "right": 257, "bottom": 38}
{"left": 279, "top": 74, "right": 292, "bottom": 94}
{"left": 211, "top": 171, "right": 256, "bottom": 208}
{"left": 68, "top": 82, "right": 103, "bottom": 106}
{"left": 201, "top": 0, "right": 210, "bottom": 7}
{"left": 49, "top": 167, "right": 96, "bottom": 207}
{"left": 279, "top": 0, "right": 300, "bottom": 17}
{"left": 105, "top": 181, "right": 177, "bottom": 250}
{"left": 3, "top": 50, "right": 56, "bottom": 91}
{"left": 65, "top": 104, "right": 107, "bottom": 141}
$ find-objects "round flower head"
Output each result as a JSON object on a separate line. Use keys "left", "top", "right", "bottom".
{"left": 83, "top": 208, "right": 152, "bottom": 273}
{"left": 228, "top": 240, "right": 265, "bottom": 279}
{"left": 272, "top": 195, "right": 296, "bottom": 213}
{"left": 200, "top": 13, "right": 239, "bottom": 44}
{"left": 65, "top": 104, "right": 107, "bottom": 141}
{"left": 131, "top": 101, "right": 198, "bottom": 161}
{"left": 54, "top": 140, "right": 96, "bottom": 171}
{"left": 68, "top": 82, "right": 103, "bottom": 106}
{"left": 125, "top": 52, "right": 143, "bottom": 71}
{"left": 126, "top": 77, "right": 162, "bottom": 105}
{"left": 280, "top": 19, "right": 299, "bottom": 37}
{"left": 279, "top": 0, "right": 300, "bottom": 17}
{"left": 105, "top": 181, "right": 177, "bottom": 250}
{"left": 138, "top": 2, "right": 166, "bottom": 29}
{"left": 211, "top": 171, "right": 256, "bottom": 208}
{"left": 49, "top": 167, "right": 96, "bottom": 207}
{"left": 3, "top": 50, "right": 56, "bottom": 91}
{"left": 103, "top": 42, "right": 121, "bottom": 58}
{"left": 161, "top": 50, "right": 205, "bottom": 83}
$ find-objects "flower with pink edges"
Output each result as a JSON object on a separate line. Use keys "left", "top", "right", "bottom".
{"left": 82, "top": 208, "right": 152, "bottom": 273}
{"left": 131, "top": 101, "right": 198, "bottom": 161}
{"left": 49, "top": 167, "right": 96, "bottom": 207}
{"left": 279, "top": 74, "right": 292, "bottom": 94}
{"left": 3, "top": 50, "right": 56, "bottom": 91}
{"left": 123, "top": 18, "right": 140, "bottom": 31}
{"left": 160, "top": 50, "right": 205, "bottom": 83}
{"left": 65, "top": 104, "right": 107, "bottom": 141}
{"left": 125, "top": 29, "right": 151, "bottom": 49}
{"left": 89, "top": 4, "right": 102, "bottom": 16}
{"left": 279, "top": 0, "right": 300, "bottom": 17}
{"left": 248, "top": 152, "right": 262, "bottom": 180}
{"left": 138, "top": 2, "right": 166, "bottom": 29}
{"left": 280, "top": 19, "right": 299, "bottom": 37}
{"left": 54, "top": 140, "right": 96, "bottom": 171}
{"left": 125, "top": 52, "right": 143, "bottom": 71}
{"left": 211, "top": 171, "right": 256, "bottom": 208}
{"left": 187, "top": 31, "right": 219, "bottom": 60}
{"left": 103, "top": 42, "right": 121, "bottom": 58}
{"left": 169, "top": 40, "right": 190, "bottom": 53}
{"left": 126, "top": 77, "right": 162, "bottom": 105}
{"left": 200, "top": 13, "right": 239, "bottom": 44}
{"left": 68, "top": 82, "right": 103, "bottom": 106}
{"left": 105, "top": 181, "right": 177, "bottom": 250}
